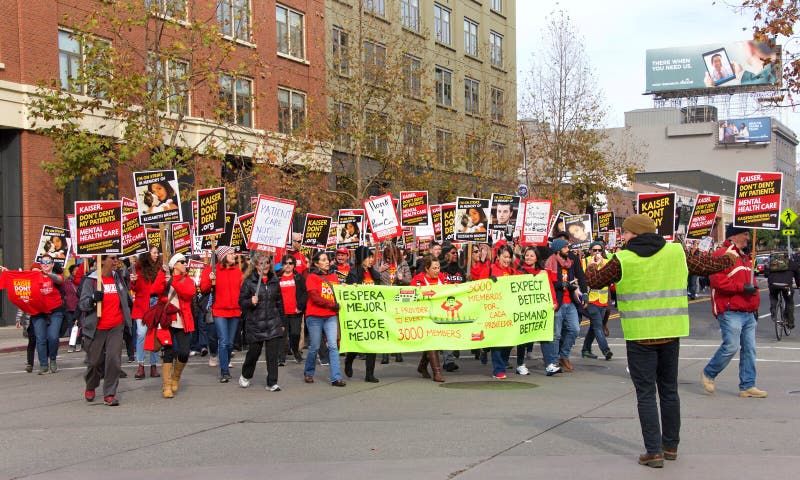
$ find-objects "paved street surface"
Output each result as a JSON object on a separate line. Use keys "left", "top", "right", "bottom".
{"left": 1, "top": 279, "right": 799, "bottom": 479}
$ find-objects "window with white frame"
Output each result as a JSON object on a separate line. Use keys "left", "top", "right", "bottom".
{"left": 278, "top": 87, "right": 306, "bottom": 134}
{"left": 363, "top": 0, "right": 385, "bottom": 17}
{"left": 403, "top": 54, "right": 421, "bottom": 98}
{"left": 145, "top": 0, "right": 188, "bottom": 21}
{"left": 435, "top": 66, "right": 452, "bottom": 107}
{"left": 363, "top": 39, "right": 386, "bottom": 84}
{"left": 148, "top": 54, "right": 190, "bottom": 115}
{"left": 333, "top": 101, "right": 351, "bottom": 149}
{"left": 434, "top": 4, "right": 451, "bottom": 45}
{"left": 490, "top": 0, "right": 502, "bottom": 13}
{"left": 332, "top": 26, "right": 349, "bottom": 75}
{"left": 436, "top": 129, "right": 453, "bottom": 166}
{"left": 464, "top": 77, "right": 480, "bottom": 115}
{"left": 490, "top": 86, "right": 504, "bottom": 122}
{"left": 219, "top": 74, "right": 253, "bottom": 127}
{"left": 217, "top": 0, "right": 250, "bottom": 42}
{"left": 276, "top": 4, "right": 305, "bottom": 59}
{"left": 490, "top": 31, "right": 503, "bottom": 68}
{"left": 464, "top": 18, "right": 478, "bottom": 57}
{"left": 58, "top": 29, "right": 111, "bottom": 97}
{"left": 401, "top": 0, "right": 419, "bottom": 31}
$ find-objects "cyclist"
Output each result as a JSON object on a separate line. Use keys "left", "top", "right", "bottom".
{"left": 765, "top": 252, "right": 800, "bottom": 330}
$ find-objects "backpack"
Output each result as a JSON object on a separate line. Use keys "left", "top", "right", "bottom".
{"left": 768, "top": 253, "right": 789, "bottom": 272}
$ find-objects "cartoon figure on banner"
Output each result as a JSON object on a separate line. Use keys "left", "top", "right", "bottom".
{"left": 438, "top": 295, "right": 466, "bottom": 323}
{"left": 142, "top": 180, "right": 179, "bottom": 214}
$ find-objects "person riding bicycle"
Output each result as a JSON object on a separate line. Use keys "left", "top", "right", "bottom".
{"left": 765, "top": 252, "right": 800, "bottom": 330}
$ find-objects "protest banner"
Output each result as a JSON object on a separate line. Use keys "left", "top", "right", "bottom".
{"left": 121, "top": 211, "right": 148, "bottom": 258}
{"left": 0, "top": 270, "right": 48, "bottom": 315}
{"left": 336, "top": 274, "right": 554, "bottom": 353}
{"left": 596, "top": 211, "right": 615, "bottom": 233}
{"left": 637, "top": 192, "right": 676, "bottom": 240}
{"left": 519, "top": 199, "right": 551, "bottom": 246}
{"left": 455, "top": 197, "right": 490, "bottom": 242}
{"left": 363, "top": 193, "right": 402, "bottom": 242}
{"left": 122, "top": 197, "right": 139, "bottom": 215}
{"left": 34, "top": 225, "right": 71, "bottom": 267}
{"left": 202, "top": 212, "right": 236, "bottom": 249}
{"left": 564, "top": 214, "right": 593, "bottom": 250}
{"left": 687, "top": 194, "right": 721, "bottom": 239}
{"left": 489, "top": 193, "right": 521, "bottom": 240}
{"left": 399, "top": 191, "right": 429, "bottom": 227}
{"left": 441, "top": 203, "right": 456, "bottom": 243}
{"left": 146, "top": 228, "right": 162, "bottom": 252}
{"left": 132, "top": 170, "right": 182, "bottom": 224}
{"left": 171, "top": 222, "right": 192, "bottom": 255}
{"left": 75, "top": 201, "right": 122, "bottom": 255}
{"left": 248, "top": 195, "right": 296, "bottom": 252}
{"left": 430, "top": 204, "right": 443, "bottom": 243}
{"left": 336, "top": 213, "right": 362, "bottom": 249}
{"left": 302, "top": 214, "right": 332, "bottom": 249}
{"left": 734, "top": 171, "right": 782, "bottom": 229}
{"left": 196, "top": 187, "right": 226, "bottom": 236}
{"left": 230, "top": 219, "right": 249, "bottom": 253}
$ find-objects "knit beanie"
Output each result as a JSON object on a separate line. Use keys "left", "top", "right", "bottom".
{"left": 725, "top": 224, "right": 749, "bottom": 239}
{"left": 589, "top": 241, "right": 604, "bottom": 251}
{"left": 168, "top": 253, "right": 186, "bottom": 269}
{"left": 551, "top": 238, "right": 569, "bottom": 252}
{"left": 622, "top": 214, "right": 657, "bottom": 235}
{"left": 216, "top": 245, "right": 234, "bottom": 262}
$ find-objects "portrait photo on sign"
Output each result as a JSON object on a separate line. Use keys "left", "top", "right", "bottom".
{"left": 35, "top": 226, "right": 71, "bottom": 266}
{"left": 138, "top": 179, "right": 179, "bottom": 215}
{"left": 703, "top": 48, "right": 736, "bottom": 85}
{"left": 564, "top": 214, "right": 593, "bottom": 249}
{"left": 456, "top": 205, "right": 488, "bottom": 234}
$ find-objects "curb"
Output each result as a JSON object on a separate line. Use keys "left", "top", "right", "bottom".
{"left": 0, "top": 339, "right": 70, "bottom": 354}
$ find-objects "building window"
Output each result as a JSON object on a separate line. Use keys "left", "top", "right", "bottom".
{"left": 58, "top": 29, "right": 111, "bottom": 97}
{"left": 435, "top": 66, "right": 452, "bottom": 107}
{"left": 464, "top": 77, "right": 480, "bottom": 115}
{"left": 491, "top": 87, "right": 504, "bottom": 122}
{"left": 145, "top": 0, "right": 188, "bottom": 21}
{"left": 333, "top": 102, "right": 351, "bottom": 149}
{"left": 403, "top": 54, "right": 421, "bottom": 98}
{"left": 434, "top": 4, "right": 451, "bottom": 45}
{"left": 436, "top": 129, "right": 453, "bottom": 167}
{"left": 490, "top": 31, "right": 503, "bottom": 68}
{"left": 332, "top": 26, "right": 349, "bottom": 75}
{"left": 276, "top": 4, "right": 305, "bottom": 59}
{"left": 217, "top": 0, "right": 250, "bottom": 42}
{"left": 366, "top": 111, "right": 389, "bottom": 156}
{"left": 466, "top": 136, "right": 482, "bottom": 172}
{"left": 401, "top": 0, "right": 419, "bottom": 31}
{"left": 464, "top": 18, "right": 478, "bottom": 57}
{"left": 491, "top": 142, "right": 506, "bottom": 169}
{"left": 404, "top": 122, "right": 422, "bottom": 156}
{"left": 278, "top": 87, "right": 306, "bottom": 134}
{"left": 219, "top": 74, "right": 252, "bottom": 127}
{"left": 490, "top": 0, "right": 502, "bottom": 13}
{"left": 363, "top": 40, "right": 386, "bottom": 84}
{"left": 363, "top": 0, "right": 385, "bottom": 17}
{"left": 149, "top": 54, "right": 190, "bottom": 115}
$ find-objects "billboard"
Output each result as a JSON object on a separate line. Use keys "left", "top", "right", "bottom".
{"left": 718, "top": 117, "right": 771, "bottom": 144}
{"left": 646, "top": 40, "right": 780, "bottom": 94}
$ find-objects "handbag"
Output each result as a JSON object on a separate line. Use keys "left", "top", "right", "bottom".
{"left": 142, "top": 289, "right": 179, "bottom": 330}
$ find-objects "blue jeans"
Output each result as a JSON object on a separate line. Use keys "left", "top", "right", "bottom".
{"left": 31, "top": 311, "right": 63, "bottom": 367}
{"left": 582, "top": 304, "right": 610, "bottom": 353}
{"left": 491, "top": 347, "right": 511, "bottom": 375}
{"left": 135, "top": 319, "right": 159, "bottom": 365}
{"left": 304, "top": 315, "right": 342, "bottom": 382}
{"left": 214, "top": 316, "right": 239, "bottom": 376}
{"left": 703, "top": 310, "right": 758, "bottom": 390}
{"left": 555, "top": 302, "right": 580, "bottom": 359}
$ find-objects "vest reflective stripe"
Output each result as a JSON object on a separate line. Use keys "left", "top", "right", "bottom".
{"left": 582, "top": 257, "right": 609, "bottom": 304}
{"left": 614, "top": 243, "right": 689, "bottom": 341}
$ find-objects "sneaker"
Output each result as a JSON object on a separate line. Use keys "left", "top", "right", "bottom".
{"left": 603, "top": 349, "right": 614, "bottom": 361}
{"left": 228, "top": 362, "right": 233, "bottom": 369}
{"left": 739, "top": 386, "right": 768, "bottom": 398}
{"left": 701, "top": 372, "right": 715, "bottom": 394}
{"left": 25, "top": 364, "right": 33, "bottom": 373}
{"left": 220, "top": 374, "right": 231, "bottom": 383}
{"left": 492, "top": 372, "right": 507, "bottom": 379}
{"left": 209, "top": 356, "right": 218, "bottom": 367}
{"left": 238, "top": 375, "right": 251, "bottom": 388}
{"left": 278, "top": 360, "right": 286, "bottom": 367}
{"left": 545, "top": 363, "right": 562, "bottom": 376}
{"left": 320, "top": 360, "right": 330, "bottom": 366}
{"left": 443, "top": 362, "right": 459, "bottom": 372}
{"left": 49, "top": 360, "right": 58, "bottom": 373}
{"left": 76, "top": 344, "right": 82, "bottom": 352}
{"left": 67, "top": 346, "right": 75, "bottom": 353}
{"left": 581, "top": 350, "right": 598, "bottom": 359}
{"left": 268, "top": 384, "right": 282, "bottom": 392}
{"left": 189, "top": 350, "right": 199, "bottom": 357}
{"left": 127, "top": 356, "right": 135, "bottom": 363}
{"left": 200, "top": 347, "right": 208, "bottom": 357}
{"left": 85, "top": 389, "right": 96, "bottom": 402}
{"left": 515, "top": 365, "right": 530, "bottom": 375}
{"left": 294, "top": 353, "right": 304, "bottom": 363}
{"left": 38, "top": 366, "right": 49, "bottom": 375}
{"left": 103, "top": 395, "right": 119, "bottom": 406}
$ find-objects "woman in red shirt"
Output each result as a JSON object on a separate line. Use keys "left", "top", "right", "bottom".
{"left": 130, "top": 247, "right": 167, "bottom": 379}
{"left": 30, "top": 254, "right": 65, "bottom": 374}
{"left": 488, "top": 245, "right": 517, "bottom": 379}
{"left": 411, "top": 256, "right": 447, "bottom": 382}
{"left": 278, "top": 253, "right": 307, "bottom": 364}
{"left": 515, "top": 246, "right": 559, "bottom": 375}
{"left": 303, "top": 251, "right": 345, "bottom": 386}
{"left": 161, "top": 254, "right": 197, "bottom": 398}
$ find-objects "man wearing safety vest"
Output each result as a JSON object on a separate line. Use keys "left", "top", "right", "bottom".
{"left": 585, "top": 214, "right": 736, "bottom": 468}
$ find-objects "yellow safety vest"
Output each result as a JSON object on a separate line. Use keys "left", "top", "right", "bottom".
{"left": 582, "top": 257, "right": 609, "bottom": 305}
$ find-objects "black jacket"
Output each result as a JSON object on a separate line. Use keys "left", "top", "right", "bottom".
{"left": 345, "top": 265, "right": 383, "bottom": 285}
{"left": 766, "top": 259, "right": 800, "bottom": 288}
{"left": 239, "top": 272, "right": 285, "bottom": 343}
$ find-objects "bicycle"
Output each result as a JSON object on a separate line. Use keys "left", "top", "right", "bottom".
{"left": 770, "top": 283, "right": 792, "bottom": 341}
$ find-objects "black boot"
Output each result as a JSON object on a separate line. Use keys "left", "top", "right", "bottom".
{"left": 381, "top": 354, "right": 390, "bottom": 364}
{"left": 365, "top": 353, "right": 379, "bottom": 382}
{"left": 344, "top": 353, "right": 355, "bottom": 378}
{"left": 394, "top": 353, "right": 404, "bottom": 362}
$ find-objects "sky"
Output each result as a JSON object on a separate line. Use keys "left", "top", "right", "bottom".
{"left": 515, "top": 0, "right": 797, "bottom": 130}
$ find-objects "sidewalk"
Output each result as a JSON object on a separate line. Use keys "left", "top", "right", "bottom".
{"left": 0, "top": 325, "right": 70, "bottom": 353}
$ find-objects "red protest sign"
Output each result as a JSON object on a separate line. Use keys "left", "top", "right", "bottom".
{"left": 122, "top": 210, "right": 148, "bottom": 258}
{"left": 0, "top": 270, "right": 48, "bottom": 314}
{"left": 687, "top": 194, "right": 721, "bottom": 239}
{"left": 399, "top": 191, "right": 429, "bottom": 227}
{"left": 75, "top": 201, "right": 122, "bottom": 255}
{"left": 172, "top": 222, "right": 193, "bottom": 255}
{"left": 734, "top": 171, "right": 782, "bottom": 230}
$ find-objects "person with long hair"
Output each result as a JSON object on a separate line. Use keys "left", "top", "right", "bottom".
{"left": 343, "top": 246, "right": 382, "bottom": 383}
{"left": 340, "top": 221, "right": 360, "bottom": 243}
{"left": 130, "top": 247, "right": 167, "bottom": 379}
{"left": 378, "top": 244, "right": 411, "bottom": 364}
{"left": 303, "top": 251, "right": 346, "bottom": 386}
{"left": 488, "top": 244, "right": 517, "bottom": 379}
{"left": 411, "top": 256, "right": 448, "bottom": 382}
{"left": 516, "top": 246, "right": 558, "bottom": 375}
{"left": 278, "top": 253, "right": 307, "bottom": 364}
{"left": 143, "top": 180, "right": 179, "bottom": 213}
{"left": 158, "top": 254, "right": 196, "bottom": 398}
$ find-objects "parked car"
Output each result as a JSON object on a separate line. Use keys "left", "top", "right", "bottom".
{"left": 755, "top": 254, "right": 770, "bottom": 276}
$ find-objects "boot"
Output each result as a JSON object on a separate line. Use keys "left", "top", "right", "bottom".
{"left": 344, "top": 353, "right": 354, "bottom": 378}
{"left": 171, "top": 360, "right": 187, "bottom": 393}
{"left": 394, "top": 353, "right": 404, "bottom": 362}
{"left": 417, "top": 352, "right": 431, "bottom": 378}
{"left": 381, "top": 354, "right": 390, "bottom": 364}
{"left": 150, "top": 365, "right": 160, "bottom": 377}
{"left": 364, "top": 354, "right": 379, "bottom": 382}
{"left": 134, "top": 364, "right": 145, "bottom": 380}
{"left": 161, "top": 363, "right": 174, "bottom": 398}
{"left": 428, "top": 350, "right": 445, "bottom": 382}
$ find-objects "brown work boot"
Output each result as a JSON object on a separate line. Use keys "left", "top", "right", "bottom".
{"left": 638, "top": 453, "right": 664, "bottom": 468}
{"left": 134, "top": 364, "right": 145, "bottom": 380}
{"left": 739, "top": 386, "right": 767, "bottom": 398}
{"left": 428, "top": 351, "right": 445, "bottom": 382}
{"left": 662, "top": 447, "right": 678, "bottom": 461}
{"left": 417, "top": 352, "right": 431, "bottom": 378}
{"left": 150, "top": 365, "right": 160, "bottom": 378}
{"left": 558, "top": 358, "right": 574, "bottom": 372}
{"left": 161, "top": 363, "right": 174, "bottom": 399}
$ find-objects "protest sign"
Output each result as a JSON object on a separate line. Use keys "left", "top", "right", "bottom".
{"left": 687, "top": 194, "right": 721, "bottom": 239}
{"left": 34, "top": 225, "right": 71, "bottom": 267}
{"left": 202, "top": 212, "right": 235, "bottom": 249}
{"left": 196, "top": 187, "right": 226, "bottom": 236}
{"left": 596, "top": 211, "right": 615, "bottom": 233}
{"left": 248, "top": 195, "right": 295, "bottom": 251}
{"left": 230, "top": 219, "right": 249, "bottom": 253}
{"left": 132, "top": 170, "right": 182, "bottom": 224}
{"left": 122, "top": 211, "right": 148, "bottom": 258}
{"left": 455, "top": 197, "right": 490, "bottom": 242}
{"left": 734, "top": 171, "right": 782, "bottom": 229}
{"left": 327, "top": 222, "right": 339, "bottom": 249}
{"left": 122, "top": 197, "right": 138, "bottom": 215}
{"left": 401, "top": 227, "right": 415, "bottom": 248}
{"left": 430, "top": 204, "right": 443, "bottom": 242}
{"left": 171, "top": 222, "right": 192, "bottom": 255}
{"left": 489, "top": 193, "right": 520, "bottom": 240}
{"left": 336, "top": 213, "right": 362, "bottom": 249}
{"left": 336, "top": 274, "right": 554, "bottom": 353}
{"left": 564, "top": 214, "right": 593, "bottom": 250}
{"left": 66, "top": 214, "right": 78, "bottom": 256}
{"left": 441, "top": 203, "right": 457, "bottom": 243}
{"left": 75, "top": 201, "right": 122, "bottom": 255}
{"left": 399, "top": 191, "right": 429, "bottom": 227}
{"left": 187, "top": 259, "right": 205, "bottom": 286}
{"left": 637, "top": 192, "right": 676, "bottom": 240}
{"left": 146, "top": 228, "right": 162, "bottom": 252}
{"left": 363, "top": 193, "right": 402, "bottom": 242}
{"left": 237, "top": 212, "right": 256, "bottom": 249}
{"left": 519, "top": 199, "right": 551, "bottom": 246}
{"left": 302, "top": 214, "right": 332, "bottom": 249}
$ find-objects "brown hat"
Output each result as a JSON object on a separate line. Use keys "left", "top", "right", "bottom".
{"left": 622, "top": 214, "right": 657, "bottom": 235}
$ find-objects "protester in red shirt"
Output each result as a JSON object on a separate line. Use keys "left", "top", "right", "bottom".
{"left": 303, "top": 251, "right": 345, "bottom": 386}
{"left": 515, "top": 246, "right": 559, "bottom": 375}
{"left": 130, "top": 246, "right": 167, "bottom": 379}
{"left": 30, "top": 255, "right": 65, "bottom": 375}
{"left": 160, "top": 253, "right": 197, "bottom": 398}
{"left": 278, "top": 253, "right": 307, "bottom": 364}
{"left": 488, "top": 245, "right": 518, "bottom": 379}
{"left": 412, "top": 255, "right": 448, "bottom": 382}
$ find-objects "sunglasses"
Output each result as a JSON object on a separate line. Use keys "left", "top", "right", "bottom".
{"left": 590, "top": 249, "right": 602, "bottom": 252}
{"left": 40, "top": 259, "right": 53, "bottom": 265}
{"left": 175, "top": 260, "right": 186, "bottom": 264}
{"left": 284, "top": 261, "right": 295, "bottom": 265}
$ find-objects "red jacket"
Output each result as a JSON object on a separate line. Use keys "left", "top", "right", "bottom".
{"left": 305, "top": 270, "right": 339, "bottom": 317}
{"left": 710, "top": 240, "right": 759, "bottom": 316}
{"left": 411, "top": 272, "right": 448, "bottom": 286}
{"left": 471, "top": 260, "right": 490, "bottom": 280}
{"left": 130, "top": 268, "right": 166, "bottom": 319}
{"left": 199, "top": 264, "right": 243, "bottom": 317}
{"left": 171, "top": 273, "right": 197, "bottom": 333}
